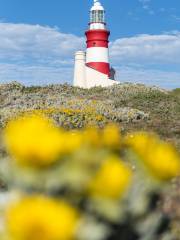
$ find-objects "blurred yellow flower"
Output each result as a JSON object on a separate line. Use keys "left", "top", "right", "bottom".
{"left": 146, "top": 143, "right": 180, "bottom": 180}
{"left": 64, "top": 131, "right": 83, "bottom": 153}
{"left": 125, "top": 132, "right": 158, "bottom": 158}
{"left": 4, "top": 115, "right": 65, "bottom": 167}
{"left": 126, "top": 132, "right": 180, "bottom": 180}
{"left": 89, "top": 156, "right": 132, "bottom": 199}
{"left": 102, "top": 124, "right": 121, "bottom": 149}
{"left": 6, "top": 196, "right": 79, "bottom": 240}
{"left": 83, "top": 127, "right": 101, "bottom": 147}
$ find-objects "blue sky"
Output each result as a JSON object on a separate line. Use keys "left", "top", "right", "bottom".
{"left": 0, "top": 0, "right": 180, "bottom": 89}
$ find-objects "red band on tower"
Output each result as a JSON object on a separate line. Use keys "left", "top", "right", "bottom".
{"left": 85, "top": 29, "right": 110, "bottom": 48}
{"left": 85, "top": 29, "right": 110, "bottom": 76}
{"left": 86, "top": 62, "right": 110, "bottom": 75}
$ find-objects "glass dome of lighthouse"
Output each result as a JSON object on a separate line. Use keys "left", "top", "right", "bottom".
{"left": 90, "top": 0, "right": 106, "bottom": 30}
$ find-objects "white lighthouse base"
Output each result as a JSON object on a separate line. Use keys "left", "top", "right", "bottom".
{"left": 85, "top": 66, "right": 117, "bottom": 88}
{"left": 73, "top": 51, "right": 118, "bottom": 89}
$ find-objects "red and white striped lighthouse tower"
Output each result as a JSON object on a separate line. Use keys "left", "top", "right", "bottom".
{"left": 73, "top": 0, "right": 117, "bottom": 88}
{"left": 85, "top": 0, "right": 110, "bottom": 76}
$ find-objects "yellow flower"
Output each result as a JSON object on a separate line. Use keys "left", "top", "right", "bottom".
{"left": 89, "top": 156, "right": 132, "bottom": 199}
{"left": 4, "top": 115, "right": 65, "bottom": 168}
{"left": 102, "top": 124, "right": 121, "bottom": 149}
{"left": 95, "top": 115, "right": 104, "bottom": 122}
{"left": 125, "top": 132, "right": 158, "bottom": 158}
{"left": 64, "top": 131, "right": 83, "bottom": 154}
{"left": 145, "top": 143, "right": 180, "bottom": 180}
{"left": 126, "top": 132, "right": 180, "bottom": 180}
{"left": 6, "top": 196, "right": 79, "bottom": 240}
{"left": 83, "top": 127, "right": 101, "bottom": 147}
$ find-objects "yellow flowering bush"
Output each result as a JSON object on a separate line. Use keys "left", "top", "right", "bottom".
{"left": 126, "top": 132, "right": 180, "bottom": 180}
{"left": 88, "top": 156, "right": 132, "bottom": 199}
{"left": 24, "top": 107, "right": 107, "bottom": 129}
{"left": 82, "top": 124, "right": 121, "bottom": 150}
{"left": 125, "top": 132, "right": 159, "bottom": 159}
{"left": 0, "top": 114, "right": 180, "bottom": 240}
{"left": 4, "top": 115, "right": 63, "bottom": 168}
{"left": 149, "top": 143, "right": 180, "bottom": 180}
{"left": 102, "top": 124, "right": 121, "bottom": 149}
{"left": 63, "top": 131, "right": 84, "bottom": 154}
{"left": 4, "top": 115, "right": 84, "bottom": 168}
{"left": 6, "top": 196, "right": 79, "bottom": 240}
{"left": 83, "top": 127, "right": 101, "bottom": 147}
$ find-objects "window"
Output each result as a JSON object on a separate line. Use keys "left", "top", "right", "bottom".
{"left": 90, "top": 10, "right": 105, "bottom": 23}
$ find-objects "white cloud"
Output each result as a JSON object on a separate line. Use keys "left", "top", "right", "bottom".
{"left": 115, "top": 66, "right": 180, "bottom": 89}
{"left": 0, "top": 63, "right": 73, "bottom": 86}
{"left": 0, "top": 22, "right": 84, "bottom": 85}
{"left": 0, "top": 22, "right": 179, "bottom": 89}
{"left": 0, "top": 23, "right": 84, "bottom": 63}
{"left": 110, "top": 32, "right": 180, "bottom": 64}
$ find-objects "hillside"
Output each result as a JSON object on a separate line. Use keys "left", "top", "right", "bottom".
{"left": 0, "top": 81, "right": 179, "bottom": 149}
{"left": 0, "top": 81, "right": 180, "bottom": 240}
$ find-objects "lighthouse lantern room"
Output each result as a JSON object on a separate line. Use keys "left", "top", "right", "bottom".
{"left": 73, "top": 0, "right": 118, "bottom": 88}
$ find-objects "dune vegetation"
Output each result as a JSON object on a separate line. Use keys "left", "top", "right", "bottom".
{"left": 0, "top": 82, "right": 179, "bottom": 240}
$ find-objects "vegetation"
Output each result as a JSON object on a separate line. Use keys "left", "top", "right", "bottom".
{"left": 0, "top": 83, "right": 179, "bottom": 149}
{"left": 0, "top": 114, "right": 180, "bottom": 240}
{"left": 172, "top": 88, "right": 180, "bottom": 96}
{"left": 0, "top": 82, "right": 179, "bottom": 240}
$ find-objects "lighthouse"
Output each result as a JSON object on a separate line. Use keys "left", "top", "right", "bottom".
{"left": 73, "top": 0, "right": 118, "bottom": 88}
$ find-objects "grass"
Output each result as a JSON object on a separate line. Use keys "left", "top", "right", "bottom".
{"left": 172, "top": 88, "right": 180, "bottom": 96}
{"left": 113, "top": 90, "right": 180, "bottom": 149}
{"left": 86, "top": 87, "right": 180, "bottom": 149}
{"left": 1, "top": 83, "right": 180, "bottom": 149}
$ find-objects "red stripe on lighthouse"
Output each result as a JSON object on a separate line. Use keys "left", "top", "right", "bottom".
{"left": 86, "top": 62, "right": 110, "bottom": 75}
{"left": 86, "top": 30, "right": 110, "bottom": 48}
{"left": 87, "top": 41, "right": 108, "bottom": 48}
{"left": 86, "top": 29, "right": 110, "bottom": 76}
